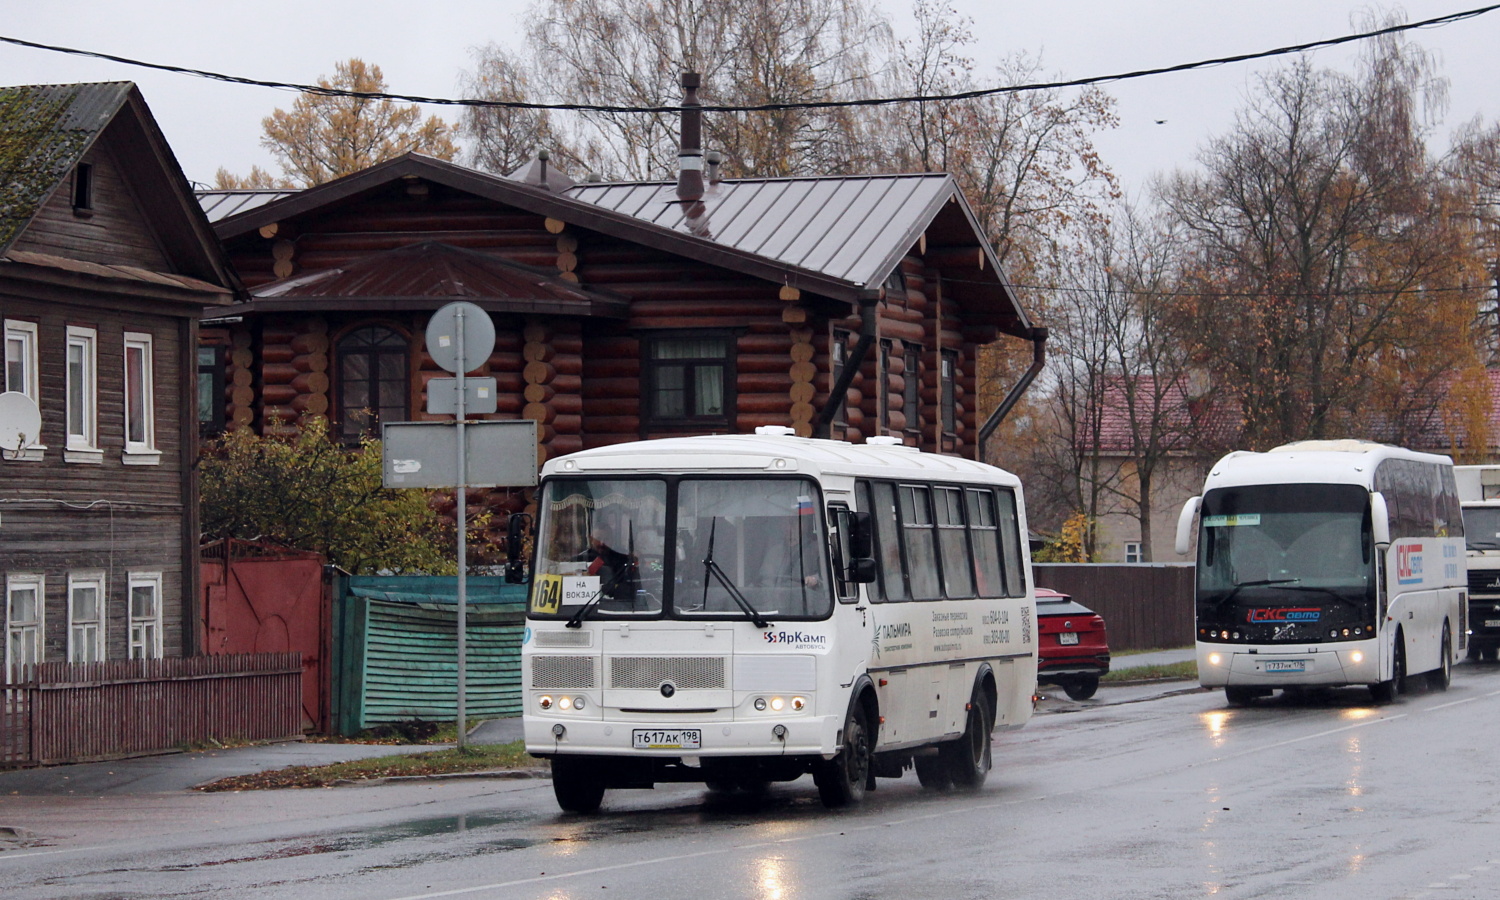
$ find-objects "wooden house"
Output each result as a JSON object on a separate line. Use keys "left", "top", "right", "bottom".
{"left": 0, "top": 82, "right": 235, "bottom": 674}
{"left": 198, "top": 94, "right": 1043, "bottom": 539}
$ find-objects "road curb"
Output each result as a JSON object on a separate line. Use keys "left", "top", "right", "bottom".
{"left": 333, "top": 767, "right": 551, "bottom": 787}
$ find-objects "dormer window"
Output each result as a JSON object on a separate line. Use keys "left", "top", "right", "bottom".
{"left": 72, "top": 162, "right": 94, "bottom": 215}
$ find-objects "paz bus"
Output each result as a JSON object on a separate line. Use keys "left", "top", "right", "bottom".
{"left": 1176, "top": 440, "right": 1465, "bottom": 705}
{"left": 510, "top": 428, "right": 1037, "bottom": 812}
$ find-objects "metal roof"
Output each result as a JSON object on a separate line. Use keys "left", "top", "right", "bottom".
{"left": 0, "top": 82, "right": 133, "bottom": 254}
{"left": 197, "top": 189, "right": 296, "bottom": 222}
{"left": 565, "top": 174, "right": 954, "bottom": 288}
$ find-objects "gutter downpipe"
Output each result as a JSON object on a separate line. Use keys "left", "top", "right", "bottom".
{"left": 978, "top": 326, "right": 1048, "bottom": 461}
{"left": 813, "top": 288, "right": 883, "bottom": 439}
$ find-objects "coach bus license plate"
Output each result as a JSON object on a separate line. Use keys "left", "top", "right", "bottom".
{"left": 1486, "top": 619, "right": 1500, "bottom": 628}
{"left": 1059, "top": 633, "right": 1079, "bottom": 645}
{"left": 633, "top": 729, "right": 702, "bottom": 750}
{"left": 1264, "top": 659, "right": 1306, "bottom": 673}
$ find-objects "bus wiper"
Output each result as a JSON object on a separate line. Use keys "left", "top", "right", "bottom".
{"left": 1207, "top": 578, "right": 1299, "bottom": 612}
{"left": 701, "top": 517, "right": 770, "bottom": 629}
{"left": 566, "top": 521, "right": 636, "bottom": 629}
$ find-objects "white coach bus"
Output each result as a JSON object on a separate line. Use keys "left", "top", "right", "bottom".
{"left": 1176, "top": 440, "right": 1465, "bottom": 705}
{"left": 510, "top": 428, "right": 1037, "bottom": 812}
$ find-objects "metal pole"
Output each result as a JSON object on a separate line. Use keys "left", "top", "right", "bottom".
{"left": 455, "top": 308, "right": 468, "bottom": 749}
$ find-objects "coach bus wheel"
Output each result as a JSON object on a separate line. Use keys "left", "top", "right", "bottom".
{"left": 1428, "top": 624, "right": 1452, "bottom": 691}
{"left": 816, "top": 704, "right": 871, "bottom": 808}
{"left": 551, "top": 757, "right": 606, "bottom": 814}
{"left": 943, "top": 688, "right": 994, "bottom": 790}
{"left": 1062, "top": 676, "right": 1099, "bottom": 701}
{"left": 1224, "top": 686, "right": 1259, "bottom": 706}
{"left": 1370, "top": 633, "right": 1406, "bottom": 704}
{"left": 914, "top": 754, "right": 952, "bottom": 791}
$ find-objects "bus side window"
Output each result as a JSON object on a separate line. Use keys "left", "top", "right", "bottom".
{"left": 994, "top": 488, "right": 1027, "bottom": 597}
{"left": 861, "top": 480, "right": 906, "bottom": 602}
{"left": 967, "top": 489, "right": 1003, "bottom": 597}
{"left": 901, "top": 484, "right": 943, "bottom": 600}
{"left": 936, "top": 487, "right": 974, "bottom": 598}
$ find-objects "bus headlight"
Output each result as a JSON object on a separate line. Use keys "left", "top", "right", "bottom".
{"left": 1207, "top": 652, "right": 1223, "bottom": 666}
{"left": 770, "top": 697, "right": 785, "bottom": 711}
{"left": 1349, "top": 651, "right": 1364, "bottom": 664}
{"left": 559, "top": 696, "right": 572, "bottom": 710}
{"left": 538, "top": 695, "right": 554, "bottom": 710}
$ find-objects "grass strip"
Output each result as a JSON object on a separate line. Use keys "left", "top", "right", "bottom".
{"left": 1102, "top": 660, "right": 1198, "bottom": 683}
{"left": 197, "top": 741, "right": 536, "bottom": 792}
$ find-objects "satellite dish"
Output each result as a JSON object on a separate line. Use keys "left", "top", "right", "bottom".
{"left": 0, "top": 391, "right": 42, "bottom": 455}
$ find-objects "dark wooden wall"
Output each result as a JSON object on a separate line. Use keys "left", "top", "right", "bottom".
{"left": 1031, "top": 564, "right": 1197, "bottom": 652}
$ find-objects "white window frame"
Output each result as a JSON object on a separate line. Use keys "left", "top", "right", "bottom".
{"left": 127, "top": 571, "right": 163, "bottom": 660}
{"left": 3, "top": 319, "right": 44, "bottom": 460}
{"left": 122, "top": 331, "right": 160, "bottom": 464}
{"left": 67, "top": 571, "right": 106, "bottom": 664}
{"left": 5, "top": 573, "right": 44, "bottom": 681}
{"left": 64, "top": 325, "right": 101, "bottom": 463}
{"left": 1124, "top": 541, "right": 1144, "bottom": 564}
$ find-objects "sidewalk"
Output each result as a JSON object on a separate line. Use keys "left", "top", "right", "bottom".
{"left": 0, "top": 717, "right": 527, "bottom": 797}
{"left": 1111, "top": 646, "right": 1196, "bottom": 670}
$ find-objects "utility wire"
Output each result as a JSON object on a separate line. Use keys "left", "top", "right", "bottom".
{"left": 1, "top": 4, "right": 1497, "bottom": 113}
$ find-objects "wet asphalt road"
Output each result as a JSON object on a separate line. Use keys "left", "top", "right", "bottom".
{"left": 4, "top": 664, "right": 1500, "bottom": 900}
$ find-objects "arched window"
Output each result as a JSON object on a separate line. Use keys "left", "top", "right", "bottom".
{"left": 337, "top": 325, "right": 408, "bottom": 441}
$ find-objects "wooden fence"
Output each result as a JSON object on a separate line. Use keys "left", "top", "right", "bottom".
{"left": 1, "top": 653, "right": 302, "bottom": 768}
{"left": 1032, "top": 563, "right": 1196, "bottom": 652}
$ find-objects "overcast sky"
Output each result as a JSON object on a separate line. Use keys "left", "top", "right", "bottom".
{"left": 1, "top": 1, "right": 1497, "bottom": 198}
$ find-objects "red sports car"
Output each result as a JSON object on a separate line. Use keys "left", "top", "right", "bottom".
{"left": 1036, "top": 587, "right": 1111, "bottom": 700}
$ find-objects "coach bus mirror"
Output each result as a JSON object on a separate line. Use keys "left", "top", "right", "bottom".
{"left": 1370, "top": 492, "right": 1391, "bottom": 548}
{"left": 848, "top": 557, "right": 878, "bottom": 584}
{"left": 1175, "top": 496, "right": 1201, "bottom": 556}
{"left": 504, "top": 512, "right": 532, "bottom": 584}
{"left": 849, "top": 511, "right": 873, "bottom": 560}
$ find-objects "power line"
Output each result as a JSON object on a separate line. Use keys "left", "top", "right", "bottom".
{"left": 1, "top": 4, "right": 1497, "bottom": 113}
{"left": 945, "top": 275, "right": 1495, "bottom": 300}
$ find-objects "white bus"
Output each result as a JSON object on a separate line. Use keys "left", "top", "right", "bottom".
{"left": 511, "top": 428, "right": 1037, "bottom": 812}
{"left": 1176, "top": 440, "right": 1465, "bottom": 705}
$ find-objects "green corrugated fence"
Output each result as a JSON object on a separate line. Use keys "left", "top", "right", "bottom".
{"left": 332, "top": 575, "right": 529, "bottom": 735}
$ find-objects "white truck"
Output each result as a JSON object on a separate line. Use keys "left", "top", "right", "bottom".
{"left": 1455, "top": 465, "right": 1500, "bottom": 660}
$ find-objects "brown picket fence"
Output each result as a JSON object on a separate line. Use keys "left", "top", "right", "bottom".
{"left": 1, "top": 653, "right": 302, "bottom": 768}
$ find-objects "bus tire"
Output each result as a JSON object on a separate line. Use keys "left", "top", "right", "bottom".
{"left": 551, "top": 757, "right": 606, "bottom": 814}
{"left": 1428, "top": 623, "right": 1452, "bottom": 691}
{"left": 1371, "top": 631, "right": 1406, "bottom": 704}
{"left": 1063, "top": 676, "right": 1099, "bottom": 701}
{"left": 1224, "top": 686, "right": 1259, "bottom": 706}
{"left": 914, "top": 754, "right": 952, "bottom": 791}
{"left": 942, "top": 687, "right": 993, "bottom": 790}
{"left": 815, "top": 703, "right": 871, "bottom": 808}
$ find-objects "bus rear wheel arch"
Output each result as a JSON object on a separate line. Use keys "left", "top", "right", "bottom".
{"left": 1370, "top": 627, "right": 1406, "bottom": 704}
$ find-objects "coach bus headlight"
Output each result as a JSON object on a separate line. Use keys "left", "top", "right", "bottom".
{"left": 539, "top": 695, "right": 554, "bottom": 710}
{"left": 1207, "top": 652, "right": 1223, "bottom": 667}
{"left": 754, "top": 697, "right": 767, "bottom": 711}
{"left": 1349, "top": 650, "right": 1364, "bottom": 664}
{"left": 1342, "top": 628, "right": 1351, "bottom": 638}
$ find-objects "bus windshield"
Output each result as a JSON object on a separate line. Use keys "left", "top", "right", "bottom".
{"left": 1197, "top": 483, "right": 1374, "bottom": 609}
{"left": 528, "top": 476, "right": 832, "bottom": 621}
{"left": 1463, "top": 506, "right": 1500, "bottom": 551}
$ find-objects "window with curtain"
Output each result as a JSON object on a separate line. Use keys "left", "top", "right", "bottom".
{"left": 646, "top": 335, "right": 732, "bottom": 427}
{"left": 338, "top": 326, "right": 409, "bottom": 442}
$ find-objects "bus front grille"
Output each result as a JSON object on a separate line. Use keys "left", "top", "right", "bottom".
{"left": 532, "top": 656, "right": 596, "bottom": 689}
{"left": 611, "top": 656, "right": 725, "bottom": 690}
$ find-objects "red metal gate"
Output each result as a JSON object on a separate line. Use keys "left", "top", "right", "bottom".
{"left": 201, "top": 540, "right": 331, "bottom": 732}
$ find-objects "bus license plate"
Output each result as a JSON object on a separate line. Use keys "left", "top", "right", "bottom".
{"left": 633, "top": 729, "right": 702, "bottom": 750}
{"left": 1264, "top": 659, "right": 1306, "bottom": 673}
{"left": 1058, "top": 633, "right": 1079, "bottom": 645}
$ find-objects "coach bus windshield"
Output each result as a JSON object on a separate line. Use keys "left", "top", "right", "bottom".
{"left": 1463, "top": 506, "right": 1500, "bottom": 551}
{"left": 1197, "top": 483, "right": 1376, "bottom": 615}
{"left": 528, "top": 476, "right": 832, "bottom": 621}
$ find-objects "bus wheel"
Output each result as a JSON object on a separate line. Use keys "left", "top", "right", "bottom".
{"left": 1370, "top": 633, "right": 1406, "bottom": 704}
{"left": 551, "top": 757, "right": 606, "bottom": 814}
{"left": 914, "top": 754, "right": 952, "bottom": 791}
{"left": 816, "top": 704, "right": 871, "bottom": 808}
{"left": 1063, "top": 676, "right": 1099, "bottom": 701}
{"left": 1428, "top": 625, "right": 1452, "bottom": 691}
{"left": 943, "top": 687, "right": 994, "bottom": 790}
{"left": 1224, "top": 686, "right": 1259, "bottom": 706}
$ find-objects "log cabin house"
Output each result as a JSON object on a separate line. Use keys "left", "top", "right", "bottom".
{"left": 197, "top": 79, "right": 1045, "bottom": 543}
{"left": 0, "top": 82, "right": 236, "bottom": 674}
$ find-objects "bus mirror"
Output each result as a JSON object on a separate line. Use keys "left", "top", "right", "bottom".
{"left": 849, "top": 511, "right": 873, "bottom": 560}
{"left": 1175, "top": 496, "right": 1201, "bottom": 556}
{"left": 848, "top": 558, "right": 878, "bottom": 583}
{"left": 504, "top": 513, "right": 532, "bottom": 584}
{"left": 1370, "top": 492, "right": 1391, "bottom": 548}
